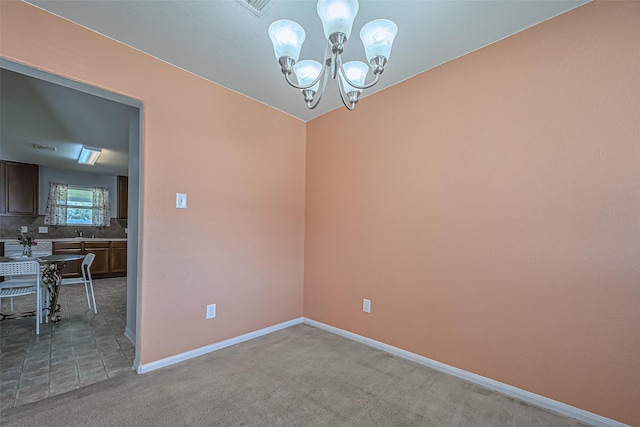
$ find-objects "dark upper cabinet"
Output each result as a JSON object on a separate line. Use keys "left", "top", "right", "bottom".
{"left": 0, "top": 161, "right": 39, "bottom": 216}
{"left": 117, "top": 175, "right": 128, "bottom": 219}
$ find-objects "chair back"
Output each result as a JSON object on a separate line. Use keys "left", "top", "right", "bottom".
{"left": 81, "top": 253, "right": 95, "bottom": 283}
{"left": 0, "top": 260, "right": 43, "bottom": 334}
{"left": 0, "top": 261, "right": 40, "bottom": 279}
{"left": 83, "top": 253, "right": 95, "bottom": 268}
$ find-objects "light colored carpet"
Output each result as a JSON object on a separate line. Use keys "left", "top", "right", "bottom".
{"left": 0, "top": 324, "right": 590, "bottom": 426}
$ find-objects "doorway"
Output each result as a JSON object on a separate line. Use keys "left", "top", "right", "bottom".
{"left": 0, "top": 58, "right": 144, "bottom": 390}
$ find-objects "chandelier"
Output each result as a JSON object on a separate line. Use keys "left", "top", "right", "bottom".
{"left": 268, "top": 0, "right": 397, "bottom": 110}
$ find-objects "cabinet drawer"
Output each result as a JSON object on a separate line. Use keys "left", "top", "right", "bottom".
{"left": 53, "top": 242, "right": 82, "bottom": 250}
{"left": 110, "top": 241, "right": 127, "bottom": 248}
{"left": 85, "top": 241, "right": 110, "bottom": 250}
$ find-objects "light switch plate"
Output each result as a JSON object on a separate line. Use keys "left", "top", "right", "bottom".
{"left": 206, "top": 304, "right": 216, "bottom": 319}
{"left": 176, "top": 193, "right": 187, "bottom": 209}
{"left": 38, "top": 226, "right": 48, "bottom": 233}
{"left": 363, "top": 299, "right": 371, "bottom": 314}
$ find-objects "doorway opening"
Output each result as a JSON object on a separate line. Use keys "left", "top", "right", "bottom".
{"left": 0, "top": 58, "right": 144, "bottom": 408}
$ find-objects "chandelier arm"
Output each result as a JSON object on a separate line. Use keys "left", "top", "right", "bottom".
{"left": 335, "top": 55, "right": 381, "bottom": 90}
{"left": 331, "top": 51, "right": 339, "bottom": 80}
{"left": 283, "top": 41, "right": 333, "bottom": 90}
{"left": 337, "top": 80, "right": 357, "bottom": 111}
{"left": 337, "top": 72, "right": 357, "bottom": 110}
{"left": 284, "top": 69, "right": 324, "bottom": 90}
{"left": 307, "top": 62, "right": 332, "bottom": 110}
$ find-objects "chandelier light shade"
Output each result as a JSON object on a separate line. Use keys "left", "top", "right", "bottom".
{"left": 360, "top": 19, "right": 398, "bottom": 62}
{"left": 268, "top": 0, "right": 397, "bottom": 111}
{"left": 268, "top": 20, "right": 306, "bottom": 62}
{"left": 294, "top": 60, "right": 323, "bottom": 102}
{"left": 316, "top": 0, "right": 359, "bottom": 40}
{"left": 339, "top": 61, "right": 368, "bottom": 104}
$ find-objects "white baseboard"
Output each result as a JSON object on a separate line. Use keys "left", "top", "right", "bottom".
{"left": 303, "top": 318, "right": 629, "bottom": 427}
{"left": 133, "top": 316, "right": 627, "bottom": 427}
{"left": 136, "top": 317, "right": 304, "bottom": 374}
{"left": 123, "top": 327, "right": 136, "bottom": 345}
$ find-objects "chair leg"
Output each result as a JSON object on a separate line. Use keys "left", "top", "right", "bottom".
{"left": 88, "top": 276, "right": 97, "bottom": 314}
{"left": 45, "top": 286, "right": 50, "bottom": 324}
{"left": 81, "top": 273, "right": 91, "bottom": 311}
{"left": 84, "top": 282, "right": 92, "bottom": 310}
{"left": 35, "top": 285, "right": 41, "bottom": 335}
{"left": 41, "top": 282, "right": 49, "bottom": 324}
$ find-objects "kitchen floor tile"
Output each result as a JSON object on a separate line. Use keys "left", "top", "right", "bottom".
{"left": 0, "top": 277, "right": 133, "bottom": 409}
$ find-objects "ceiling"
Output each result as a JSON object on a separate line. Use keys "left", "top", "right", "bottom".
{"left": 0, "top": 68, "right": 137, "bottom": 176}
{"left": 2, "top": 0, "right": 589, "bottom": 174}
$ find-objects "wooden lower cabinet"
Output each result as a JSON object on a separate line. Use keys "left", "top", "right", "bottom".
{"left": 53, "top": 240, "right": 126, "bottom": 278}
{"left": 53, "top": 242, "right": 83, "bottom": 278}
{"left": 84, "top": 241, "right": 110, "bottom": 276}
{"left": 110, "top": 241, "right": 127, "bottom": 274}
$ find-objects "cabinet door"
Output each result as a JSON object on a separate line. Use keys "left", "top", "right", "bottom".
{"left": 0, "top": 161, "right": 39, "bottom": 216}
{"left": 84, "top": 242, "right": 110, "bottom": 276}
{"left": 110, "top": 241, "right": 127, "bottom": 275}
{"left": 117, "top": 176, "right": 128, "bottom": 219}
{"left": 53, "top": 242, "right": 83, "bottom": 278}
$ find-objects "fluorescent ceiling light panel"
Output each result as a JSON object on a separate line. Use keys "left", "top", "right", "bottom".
{"left": 78, "top": 145, "right": 102, "bottom": 165}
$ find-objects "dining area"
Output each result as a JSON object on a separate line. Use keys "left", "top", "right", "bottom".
{"left": 0, "top": 253, "right": 134, "bottom": 410}
{"left": 0, "top": 253, "right": 90, "bottom": 331}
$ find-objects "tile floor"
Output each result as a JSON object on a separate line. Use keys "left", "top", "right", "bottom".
{"left": 0, "top": 277, "right": 134, "bottom": 411}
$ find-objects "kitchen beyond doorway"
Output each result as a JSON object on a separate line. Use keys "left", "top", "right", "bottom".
{"left": 0, "top": 277, "right": 134, "bottom": 410}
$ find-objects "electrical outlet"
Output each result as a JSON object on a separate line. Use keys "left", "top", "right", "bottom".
{"left": 206, "top": 303, "right": 216, "bottom": 319}
{"left": 20, "top": 226, "right": 28, "bottom": 233}
{"left": 39, "top": 226, "right": 48, "bottom": 233}
{"left": 363, "top": 299, "right": 371, "bottom": 314}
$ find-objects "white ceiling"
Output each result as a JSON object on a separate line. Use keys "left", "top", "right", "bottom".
{"left": 25, "top": 0, "right": 588, "bottom": 122}
{"left": 0, "top": 68, "right": 137, "bottom": 176}
{"left": 2, "top": 0, "right": 589, "bottom": 173}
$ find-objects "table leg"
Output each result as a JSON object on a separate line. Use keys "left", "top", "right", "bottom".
{"left": 42, "top": 262, "right": 64, "bottom": 323}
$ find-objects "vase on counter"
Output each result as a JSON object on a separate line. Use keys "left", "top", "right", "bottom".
{"left": 22, "top": 245, "right": 33, "bottom": 257}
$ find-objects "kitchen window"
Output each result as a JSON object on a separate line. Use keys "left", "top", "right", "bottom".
{"left": 44, "top": 182, "right": 111, "bottom": 227}
{"left": 67, "top": 187, "right": 94, "bottom": 225}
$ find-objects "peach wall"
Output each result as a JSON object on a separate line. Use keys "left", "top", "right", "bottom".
{"left": 304, "top": 1, "right": 639, "bottom": 425}
{"left": 1, "top": 1, "right": 305, "bottom": 363}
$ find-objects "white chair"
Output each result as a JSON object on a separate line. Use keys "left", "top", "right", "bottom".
{"left": 61, "top": 253, "right": 97, "bottom": 314}
{"left": 0, "top": 261, "right": 44, "bottom": 334}
{"left": 2, "top": 258, "right": 45, "bottom": 311}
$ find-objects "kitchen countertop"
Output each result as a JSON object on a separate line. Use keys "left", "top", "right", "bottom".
{"left": 47, "top": 238, "right": 127, "bottom": 242}
{"left": 1, "top": 238, "right": 127, "bottom": 243}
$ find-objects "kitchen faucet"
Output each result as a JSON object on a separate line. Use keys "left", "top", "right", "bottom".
{"left": 75, "top": 229, "right": 83, "bottom": 238}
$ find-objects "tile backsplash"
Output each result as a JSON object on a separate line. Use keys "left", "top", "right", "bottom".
{"left": 0, "top": 215, "right": 127, "bottom": 241}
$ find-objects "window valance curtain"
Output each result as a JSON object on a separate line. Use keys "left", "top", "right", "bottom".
{"left": 43, "top": 182, "right": 68, "bottom": 226}
{"left": 92, "top": 187, "right": 111, "bottom": 227}
{"left": 43, "top": 183, "right": 111, "bottom": 227}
